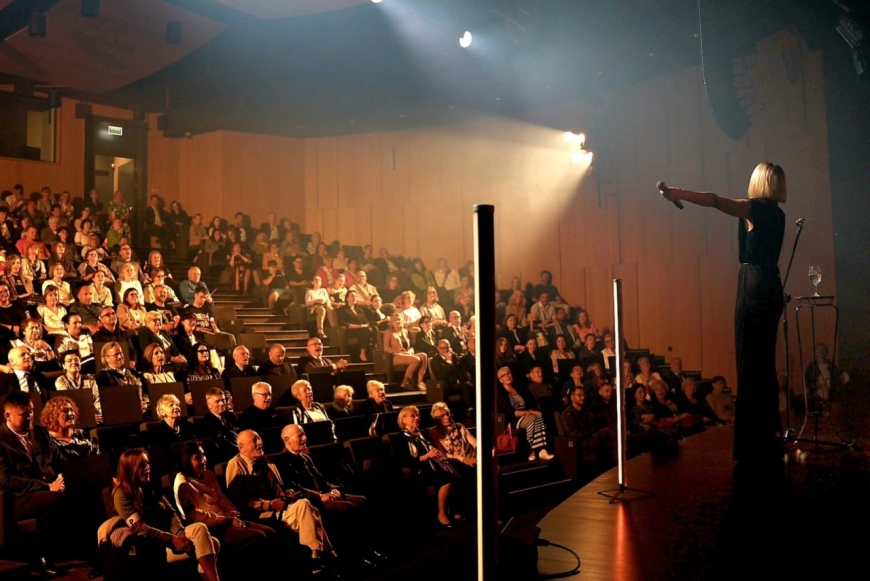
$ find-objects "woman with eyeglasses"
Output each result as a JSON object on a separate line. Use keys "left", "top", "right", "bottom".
{"left": 55, "top": 349, "right": 101, "bottom": 422}
{"left": 95, "top": 341, "right": 149, "bottom": 414}
{"left": 496, "top": 366, "right": 555, "bottom": 461}
{"left": 183, "top": 342, "right": 222, "bottom": 388}
{"left": 428, "top": 402, "right": 477, "bottom": 470}
{"left": 40, "top": 394, "right": 100, "bottom": 459}
{"left": 11, "top": 317, "right": 58, "bottom": 372}
{"left": 113, "top": 449, "right": 222, "bottom": 581}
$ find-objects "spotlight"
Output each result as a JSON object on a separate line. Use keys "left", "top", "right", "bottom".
{"left": 562, "top": 132, "right": 586, "bottom": 147}
{"left": 572, "top": 150, "right": 593, "bottom": 165}
{"left": 459, "top": 31, "right": 472, "bottom": 48}
{"left": 371, "top": 0, "right": 383, "bottom": 3}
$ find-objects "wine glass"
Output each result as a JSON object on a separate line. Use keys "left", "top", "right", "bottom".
{"left": 808, "top": 265, "right": 822, "bottom": 296}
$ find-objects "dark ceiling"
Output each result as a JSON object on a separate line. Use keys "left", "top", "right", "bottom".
{"left": 1, "top": 0, "right": 863, "bottom": 138}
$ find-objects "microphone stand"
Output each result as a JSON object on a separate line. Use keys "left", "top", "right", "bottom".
{"left": 781, "top": 218, "right": 804, "bottom": 442}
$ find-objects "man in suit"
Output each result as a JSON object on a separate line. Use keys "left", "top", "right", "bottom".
{"left": 143, "top": 195, "right": 169, "bottom": 246}
{"left": 549, "top": 307, "right": 580, "bottom": 350}
{"left": 195, "top": 387, "right": 240, "bottom": 462}
{"left": 662, "top": 357, "right": 689, "bottom": 395}
{"left": 237, "top": 381, "right": 286, "bottom": 433}
{"left": 429, "top": 340, "right": 474, "bottom": 420}
{"left": 259, "top": 212, "right": 285, "bottom": 243}
{"left": 222, "top": 346, "right": 259, "bottom": 380}
{"left": 232, "top": 212, "right": 254, "bottom": 246}
{"left": 0, "top": 346, "right": 45, "bottom": 404}
{"left": 0, "top": 391, "right": 65, "bottom": 576}
{"left": 440, "top": 310, "right": 468, "bottom": 355}
{"left": 258, "top": 344, "right": 299, "bottom": 380}
{"left": 298, "top": 338, "right": 347, "bottom": 376}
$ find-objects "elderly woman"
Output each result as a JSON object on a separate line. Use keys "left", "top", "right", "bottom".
{"left": 504, "top": 290, "right": 528, "bottom": 328}
{"left": 174, "top": 441, "right": 274, "bottom": 552}
{"left": 150, "top": 394, "right": 196, "bottom": 446}
{"left": 115, "top": 263, "right": 144, "bottom": 306}
{"left": 496, "top": 366, "right": 555, "bottom": 461}
{"left": 649, "top": 379, "right": 690, "bottom": 427}
{"left": 428, "top": 402, "right": 477, "bottom": 469}
{"left": 40, "top": 395, "right": 100, "bottom": 460}
{"left": 113, "top": 449, "right": 222, "bottom": 581}
{"left": 400, "top": 291, "right": 422, "bottom": 326}
{"left": 42, "top": 264, "right": 74, "bottom": 306}
{"left": 55, "top": 350, "right": 101, "bottom": 422}
{"left": 37, "top": 284, "right": 67, "bottom": 334}
{"left": 78, "top": 248, "right": 115, "bottom": 285}
{"left": 327, "top": 385, "right": 355, "bottom": 420}
{"left": 634, "top": 356, "right": 662, "bottom": 390}
{"left": 11, "top": 317, "right": 58, "bottom": 372}
{"left": 354, "top": 380, "right": 394, "bottom": 421}
{"left": 142, "top": 343, "right": 178, "bottom": 384}
{"left": 289, "top": 379, "right": 331, "bottom": 424}
{"left": 384, "top": 313, "right": 428, "bottom": 391}
{"left": 396, "top": 405, "right": 462, "bottom": 528}
{"left": 117, "top": 287, "right": 147, "bottom": 331}
{"left": 21, "top": 243, "right": 47, "bottom": 288}
{"left": 305, "top": 275, "right": 330, "bottom": 339}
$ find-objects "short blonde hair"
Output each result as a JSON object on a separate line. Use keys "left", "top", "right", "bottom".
{"left": 366, "top": 380, "right": 385, "bottom": 397}
{"left": 155, "top": 394, "right": 180, "bottom": 419}
{"left": 430, "top": 401, "right": 449, "bottom": 418}
{"left": 144, "top": 311, "right": 162, "bottom": 325}
{"left": 291, "top": 379, "right": 312, "bottom": 398}
{"left": 397, "top": 405, "right": 420, "bottom": 429}
{"left": 747, "top": 162, "right": 787, "bottom": 203}
{"left": 334, "top": 385, "right": 354, "bottom": 399}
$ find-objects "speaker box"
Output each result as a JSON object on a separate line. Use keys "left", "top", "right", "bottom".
{"left": 75, "top": 103, "right": 92, "bottom": 119}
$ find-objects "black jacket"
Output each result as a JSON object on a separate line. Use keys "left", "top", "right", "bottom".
{"left": 0, "top": 424, "right": 58, "bottom": 495}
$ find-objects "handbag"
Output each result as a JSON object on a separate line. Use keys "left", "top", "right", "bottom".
{"left": 496, "top": 424, "right": 519, "bottom": 454}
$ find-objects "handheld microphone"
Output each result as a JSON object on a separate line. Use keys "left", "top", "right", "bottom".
{"left": 656, "top": 181, "right": 684, "bottom": 210}
{"left": 796, "top": 218, "right": 805, "bottom": 227}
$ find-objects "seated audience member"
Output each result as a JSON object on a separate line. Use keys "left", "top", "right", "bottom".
{"left": 95, "top": 342, "right": 149, "bottom": 414}
{"left": 69, "top": 284, "right": 103, "bottom": 334}
{"left": 429, "top": 339, "right": 473, "bottom": 415}
{"left": 550, "top": 334, "right": 576, "bottom": 375}
{"left": 527, "top": 365, "right": 559, "bottom": 414}
{"left": 533, "top": 270, "right": 564, "bottom": 304}
{"left": 5, "top": 254, "right": 34, "bottom": 301}
{"left": 455, "top": 293, "right": 474, "bottom": 324}
{"left": 54, "top": 313, "right": 96, "bottom": 373}
{"left": 112, "top": 448, "right": 222, "bottom": 581}
{"left": 560, "top": 364, "right": 585, "bottom": 405}
{"left": 584, "top": 362, "right": 607, "bottom": 395}
{"left": 184, "top": 288, "right": 237, "bottom": 350}
{"left": 263, "top": 259, "right": 290, "bottom": 310}
{"left": 458, "top": 336, "right": 476, "bottom": 388}
{"left": 399, "top": 291, "right": 422, "bottom": 326}
{"left": 195, "top": 388, "right": 241, "bottom": 458}
{"left": 355, "top": 380, "right": 394, "bottom": 421}
{"left": 37, "top": 284, "right": 67, "bottom": 335}
{"left": 434, "top": 258, "right": 461, "bottom": 302}
{"left": 601, "top": 333, "right": 616, "bottom": 371}
{"left": 593, "top": 382, "right": 618, "bottom": 430}
{"left": 428, "top": 402, "right": 477, "bottom": 472}
{"left": 499, "top": 314, "right": 528, "bottom": 353}
{"left": 705, "top": 376, "right": 735, "bottom": 424}
{"left": 676, "top": 377, "right": 714, "bottom": 426}
{"left": 336, "top": 290, "right": 373, "bottom": 362}
{"left": 349, "top": 270, "right": 377, "bottom": 308}
{"left": 395, "top": 405, "right": 465, "bottom": 527}
{"left": 117, "top": 288, "right": 147, "bottom": 331}
{"left": 560, "top": 385, "right": 616, "bottom": 465}
{"left": 365, "top": 295, "right": 389, "bottom": 333}
{"left": 633, "top": 357, "right": 662, "bottom": 391}
{"left": 299, "top": 337, "right": 348, "bottom": 375}
{"left": 221, "top": 346, "right": 258, "bottom": 380}
{"left": 93, "top": 305, "right": 135, "bottom": 356}
{"left": 237, "top": 381, "right": 285, "bottom": 433}
{"left": 259, "top": 343, "right": 300, "bottom": 379}
{"left": 21, "top": 245, "right": 48, "bottom": 291}
{"left": 0, "top": 391, "right": 66, "bottom": 576}
{"left": 496, "top": 366, "right": 555, "bottom": 461}
{"left": 662, "top": 357, "right": 689, "bottom": 395}
{"left": 55, "top": 350, "right": 101, "bottom": 421}
{"left": 577, "top": 334, "right": 603, "bottom": 363}
{"left": 441, "top": 311, "right": 468, "bottom": 355}
{"left": 78, "top": 248, "right": 114, "bottom": 286}
{"left": 149, "top": 394, "right": 196, "bottom": 446}
{"left": 286, "top": 255, "right": 312, "bottom": 306}
{"left": 40, "top": 394, "right": 100, "bottom": 460}
{"left": 183, "top": 342, "right": 222, "bottom": 388}
{"left": 179, "top": 265, "right": 214, "bottom": 306}
{"left": 384, "top": 313, "right": 428, "bottom": 390}
{"left": 43, "top": 264, "right": 74, "bottom": 306}
{"left": 144, "top": 283, "right": 181, "bottom": 332}
{"left": 226, "top": 430, "right": 336, "bottom": 574}
{"left": 11, "top": 318, "right": 58, "bottom": 373}
{"left": 141, "top": 340, "right": 183, "bottom": 389}
{"left": 629, "top": 385, "right": 658, "bottom": 432}
{"left": 0, "top": 346, "right": 45, "bottom": 401}
{"left": 572, "top": 309, "right": 598, "bottom": 344}
{"left": 327, "top": 385, "right": 355, "bottom": 420}
{"left": 326, "top": 273, "right": 347, "bottom": 326}
{"left": 110, "top": 244, "right": 142, "bottom": 283}
{"left": 315, "top": 255, "right": 339, "bottom": 289}
{"left": 90, "top": 271, "right": 114, "bottom": 308}
{"left": 173, "top": 311, "right": 200, "bottom": 359}
{"left": 174, "top": 441, "right": 275, "bottom": 553}
{"left": 549, "top": 307, "right": 580, "bottom": 349}
{"left": 419, "top": 286, "right": 447, "bottom": 327}
{"left": 290, "top": 379, "right": 330, "bottom": 424}
{"left": 16, "top": 226, "right": 49, "bottom": 261}
{"left": 452, "top": 275, "right": 475, "bottom": 307}
{"left": 528, "top": 291, "right": 556, "bottom": 336}
{"left": 305, "top": 275, "right": 330, "bottom": 339}
{"left": 139, "top": 312, "right": 186, "bottom": 367}
{"left": 415, "top": 316, "right": 439, "bottom": 358}
{"left": 379, "top": 274, "right": 402, "bottom": 306}
{"left": 517, "top": 337, "right": 547, "bottom": 377}
{"left": 115, "top": 263, "right": 145, "bottom": 307}
{"left": 503, "top": 289, "right": 528, "bottom": 328}
{"left": 649, "top": 379, "right": 692, "bottom": 428}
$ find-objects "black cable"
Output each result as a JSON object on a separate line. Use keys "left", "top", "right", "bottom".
{"left": 536, "top": 538, "right": 581, "bottom": 579}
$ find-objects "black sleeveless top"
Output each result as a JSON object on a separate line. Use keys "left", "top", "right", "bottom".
{"left": 738, "top": 199, "right": 784, "bottom": 267}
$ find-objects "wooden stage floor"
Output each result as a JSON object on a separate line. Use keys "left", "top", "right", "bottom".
{"left": 536, "top": 424, "right": 870, "bottom": 581}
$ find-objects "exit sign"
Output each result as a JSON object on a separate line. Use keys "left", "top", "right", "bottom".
{"left": 108, "top": 125, "right": 123, "bottom": 136}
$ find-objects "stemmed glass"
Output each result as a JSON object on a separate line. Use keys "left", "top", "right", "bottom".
{"left": 808, "top": 265, "right": 822, "bottom": 296}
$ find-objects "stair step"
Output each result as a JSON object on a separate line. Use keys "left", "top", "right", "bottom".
{"left": 244, "top": 323, "right": 288, "bottom": 331}
{"left": 261, "top": 329, "right": 308, "bottom": 338}
{"left": 235, "top": 315, "right": 277, "bottom": 324}
{"left": 237, "top": 308, "right": 273, "bottom": 315}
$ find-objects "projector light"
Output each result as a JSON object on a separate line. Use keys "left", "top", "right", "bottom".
{"left": 460, "top": 31, "right": 472, "bottom": 48}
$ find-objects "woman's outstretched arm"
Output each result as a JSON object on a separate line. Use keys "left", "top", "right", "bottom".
{"left": 662, "top": 187, "right": 753, "bottom": 220}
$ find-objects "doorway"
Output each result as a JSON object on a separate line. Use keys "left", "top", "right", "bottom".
{"left": 84, "top": 117, "right": 148, "bottom": 246}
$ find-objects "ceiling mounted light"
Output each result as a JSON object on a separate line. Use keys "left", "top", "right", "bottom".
{"left": 459, "top": 31, "right": 472, "bottom": 48}
{"left": 371, "top": 0, "right": 383, "bottom": 3}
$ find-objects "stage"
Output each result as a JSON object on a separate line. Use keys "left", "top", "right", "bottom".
{"left": 536, "top": 424, "right": 870, "bottom": 581}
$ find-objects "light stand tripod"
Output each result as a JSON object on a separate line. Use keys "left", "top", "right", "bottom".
{"left": 781, "top": 218, "right": 804, "bottom": 443}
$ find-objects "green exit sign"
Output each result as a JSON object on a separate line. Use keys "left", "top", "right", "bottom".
{"left": 108, "top": 125, "right": 123, "bottom": 136}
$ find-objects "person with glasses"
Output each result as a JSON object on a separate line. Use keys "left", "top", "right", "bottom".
{"left": 92, "top": 306, "right": 134, "bottom": 357}
{"left": 95, "top": 342, "right": 148, "bottom": 414}
{"left": 496, "top": 366, "right": 555, "bottom": 462}
{"left": 182, "top": 343, "right": 222, "bottom": 398}
{"left": 54, "top": 350, "right": 101, "bottom": 423}
{"left": 195, "top": 387, "right": 240, "bottom": 462}
{"left": 138, "top": 312, "right": 186, "bottom": 371}
{"left": 428, "top": 402, "right": 477, "bottom": 471}
{"left": 237, "top": 382, "right": 285, "bottom": 434}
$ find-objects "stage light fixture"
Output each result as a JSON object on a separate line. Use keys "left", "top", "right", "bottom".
{"left": 460, "top": 31, "right": 472, "bottom": 48}
{"left": 371, "top": 0, "right": 383, "bottom": 3}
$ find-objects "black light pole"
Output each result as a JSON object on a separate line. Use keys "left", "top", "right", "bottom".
{"left": 473, "top": 204, "right": 497, "bottom": 580}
